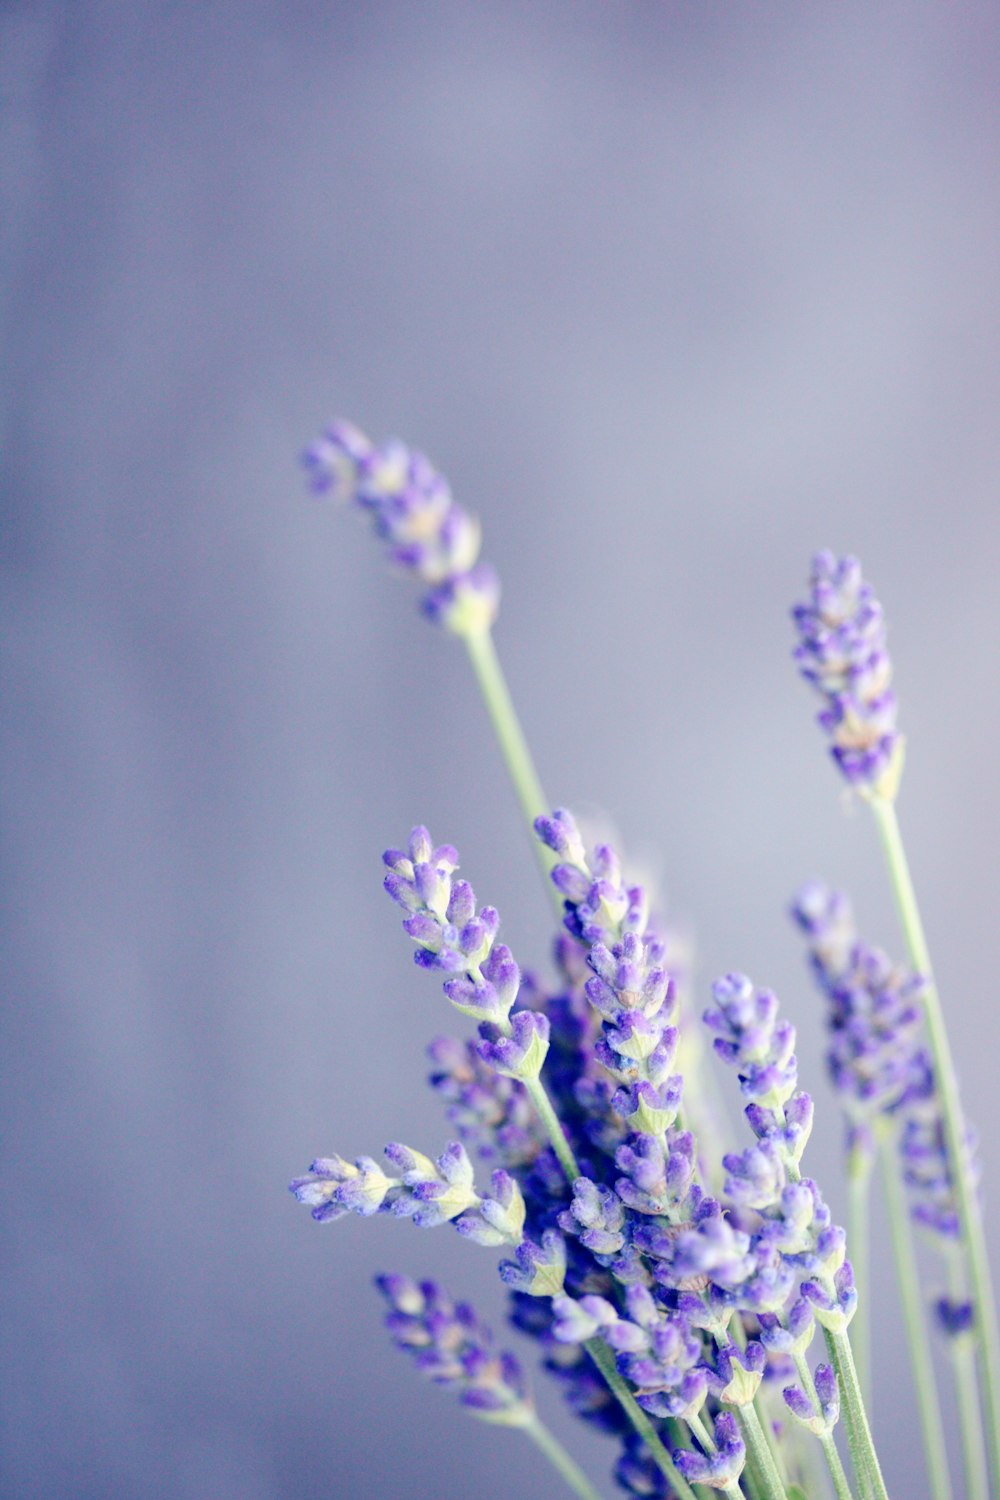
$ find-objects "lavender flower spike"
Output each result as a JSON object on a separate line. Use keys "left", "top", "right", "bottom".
{"left": 376, "top": 1273, "right": 535, "bottom": 1427}
{"left": 303, "top": 419, "right": 500, "bottom": 634}
{"left": 384, "top": 826, "right": 552, "bottom": 1088}
{"left": 791, "top": 550, "right": 903, "bottom": 797}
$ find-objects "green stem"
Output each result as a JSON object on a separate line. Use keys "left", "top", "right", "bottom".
{"left": 463, "top": 628, "right": 556, "bottom": 894}
{"left": 687, "top": 1412, "right": 745, "bottom": 1500}
{"left": 791, "top": 1352, "right": 855, "bottom": 1500}
{"left": 947, "top": 1249, "right": 989, "bottom": 1500}
{"left": 869, "top": 795, "right": 1000, "bottom": 1492}
{"left": 523, "top": 1412, "right": 607, "bottom": 1500}
{"left": 823, "top": 1328, "right": 888, "bottom": 1500}
{"left": 584, "top": 1338, "right": 700, "bottom": 1500}
{"left": 732, "top": 1398, "right": 790, "bottom": 1500}
{"left": 524, "top": 1075, "right": 581, "bottom": 1182}
{"left": 877, "top": 1131, "right": 953, "bottom": 1500}
{"left": 846, "top": 1154, "right": 873, "bottom": 1408}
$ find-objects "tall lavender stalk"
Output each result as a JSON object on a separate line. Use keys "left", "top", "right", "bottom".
{"left": 303, "top": 422, "right": 555, "bottom": 886}
{"left": 792, "top": 552, "right": 1000, "bottom": 1493}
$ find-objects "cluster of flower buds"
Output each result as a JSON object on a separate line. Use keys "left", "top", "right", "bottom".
{"left": 303, "top": 419, "right": 499, "bottom": 633}
{"left": 383, "top": 826, "right": 551, "bottom": 1084}
{"left": 534, "top": 811, "right": 682, "bottom": 1136}
{"left": 705, "top": 973, "right": 813, "bottom": 1169}
{"left": 290, "top": 1140, "right": 526, "bottom": 1245}
{"left": 376, "top": 1274, "right": 535, "bottom": 1427}
{"left": 791, "top": 550, "right": 902, "bottom": 796}
{"left": 292, "top": 815, "right": 862, "bottom": 1498}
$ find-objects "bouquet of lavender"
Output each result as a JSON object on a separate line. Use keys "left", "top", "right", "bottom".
{"left": 289, "top": 423, "right": 997, "bottom": 1500}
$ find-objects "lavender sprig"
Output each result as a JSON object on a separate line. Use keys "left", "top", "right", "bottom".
{"left": 377, "top": 1273, "right": 535, "bottom": 1425}
{"left": 304, "top": 420, "right": 556, "bottom": 874}
{"left": 383, "top": 824, "right": 578, "bottom": 1180}
{"left": 376, "top": 1274, "right": 606, "bottom": 1500}
{"left": 792, "top": 552, "right": 1000, "bottom": 1491}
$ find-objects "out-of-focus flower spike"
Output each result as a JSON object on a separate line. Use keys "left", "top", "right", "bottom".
{"left": 376, "top": 1274, "right": 534, "bottom": 1427}
{"left": 791, "top": 551, "right": 904, "bottom": 798}
{"left": 304, "top": 419, "right": 500, "bottom": 633}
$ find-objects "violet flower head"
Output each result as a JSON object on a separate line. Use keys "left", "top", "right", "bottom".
{"left": 791, "top": 550, "right": 902, "bottom": 796}
{"left": 303, "top": 419, "right": 500, "bottom": 633}
{"left": 704, "top": 973, "right": 813, "bottom": 1167}
{"left": 376, "top": 1274, "right": 534, "bottom": 1427}
{"left": 534, "top": 809, "right": 679, "bottom": 1114}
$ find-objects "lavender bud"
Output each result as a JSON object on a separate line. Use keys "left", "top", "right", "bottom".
{"left": 477, "top": 1010, "right": 551, "bottom": 1082}
{"left": 499, "top": 1231, "right": 568, "bottom": 1297}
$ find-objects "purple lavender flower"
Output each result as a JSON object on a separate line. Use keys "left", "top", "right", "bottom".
{"left": 782, "top": 1362, "right": 840, "bottom": 1437}
{"left": 703, "top": 1338, "right": 766, "bottom": 1407}
{"left": 384, "top": 826, "right": 552, "bottom": 1085}
{"left": 290, "top": 1139, "right": 526, "bottom": 1242}
{"left": 672, "top": 1412, "right": 745, "bottom": 1489}
{"left": 303, "top": 419, "right": 500, "bottom": 633}
{"left": 704, "top": 973, "right": 813, "bottom": 1168}
{"left": 376, "top": 1273, "right": 534, "bottom": 1426}
{"left": 791, "top": 551, "right": 902, "bottom": 794}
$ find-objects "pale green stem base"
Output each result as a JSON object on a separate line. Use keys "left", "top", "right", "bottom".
{"left": 869, "top": 795, "right": 1000, "bottom": 1493}
{"left": 524, "top": 1412, "right": 607, "bottom": 1500}
{"left": 792, "top": 1352, "right": 854, "bottom": 1500}
{"left": 847, "top": 1154, "right": 873, "bottom": 1408}
{"left": 584, "top": 1338, "right": 700, "bottom": 1500}
{"left": 824, "top": 1328, "right": 889, "bottom": 1500}
{"left": 463, "top": 628, "right": 558, "bottom": 899}
{"left": 947, "top": 1249, "right": 989, "bottom": 1500}
{"left": 877, "top": 1131, "right": 953, "bottom": 1500}
{"left": 524, "top": 1075, "right": 581, "bottom": 1182}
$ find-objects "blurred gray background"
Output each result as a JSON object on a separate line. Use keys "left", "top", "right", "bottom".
{"left": 3, "top": 3, "right": 999, "bottom": 1497}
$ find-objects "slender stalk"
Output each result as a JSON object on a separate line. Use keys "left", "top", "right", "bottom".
{"left": 524, "top": 1076, "right": 581, "bottom": 1182}
{"left": 823, "top": 1328, "right": 889, "bottom": 1500}
{"left": 846, "top": 1153, "right": 873, "bottom": 1406}
{"left": 791, "top": 1352, "right": 855, "bottom": 1500}
{"left": 688, "top": 1411, "right": 745, "bottom": 1500}
{"left": 463, "top": 628, "right": 556, "bottom": 892}
{"left": 732, "top": 1400, "right": 790, "bottom": 1500}
{"left": 947, "top": 1249, "right": 989, "bottom": 1500}
{"left": 583, "top": 1337, "right": 700, "bottom": 1500}
{"left": 869, "top": 795, "right": 1000, "bottom": 1491}
{"left": 523, "top": 1412, "right": 608, "bottom": 1500}
{"left": 877, "top": 1131, "right": 953, "bottom": 1500}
